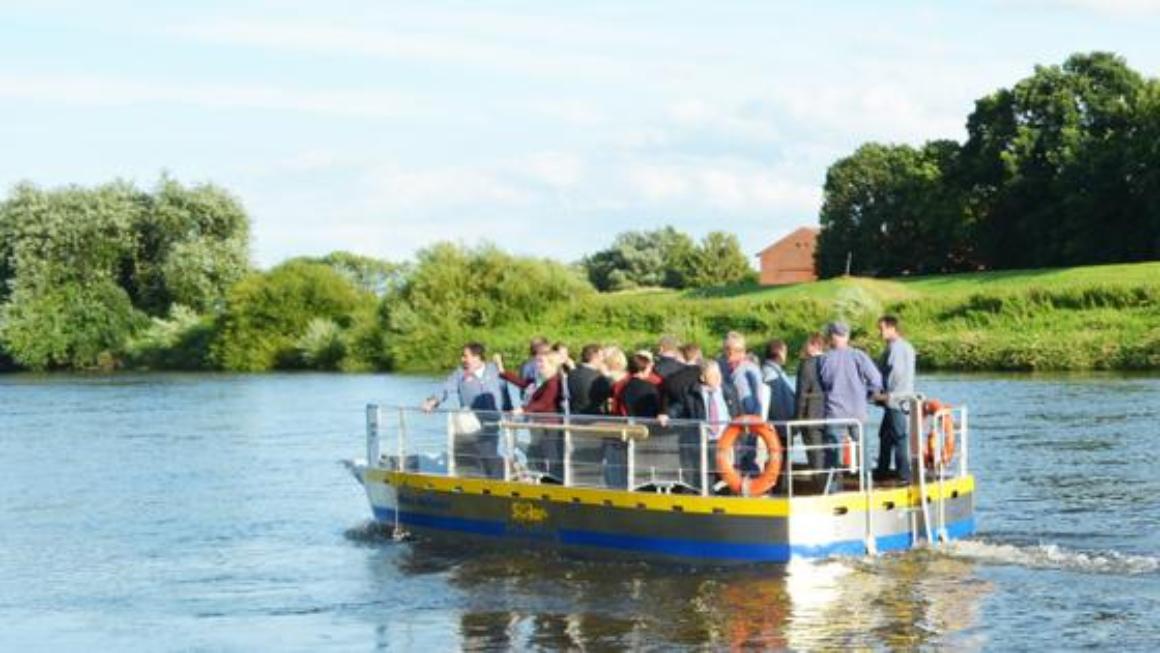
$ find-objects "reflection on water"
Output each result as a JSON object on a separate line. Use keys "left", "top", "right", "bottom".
{"left": 371, "top": 542, "right": 993, "bottom": 651}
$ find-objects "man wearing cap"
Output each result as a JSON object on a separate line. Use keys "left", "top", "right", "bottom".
{"left": 817, "top": 322, "right": 884, "bottom": 477}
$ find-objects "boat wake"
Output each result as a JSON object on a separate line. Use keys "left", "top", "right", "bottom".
{"left": 344, "top": 520, "right": 399, "bottom": 544}
{"left": 943, "top": 539, "right": 1158, "bottom": 576}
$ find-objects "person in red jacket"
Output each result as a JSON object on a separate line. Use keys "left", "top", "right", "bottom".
{"left": 498, "top": 351, "right": 566, "bottom": 480}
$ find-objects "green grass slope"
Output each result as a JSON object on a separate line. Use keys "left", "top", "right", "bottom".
{"left": 461, "top": 262, "right": 1160, "bottom": 373}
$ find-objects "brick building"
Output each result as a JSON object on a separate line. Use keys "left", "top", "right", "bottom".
{"left": 756, "top": 227, "right": 819, "bottom": 285}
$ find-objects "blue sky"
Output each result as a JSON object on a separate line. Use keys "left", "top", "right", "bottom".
{"left": 2, "top": 1, "right": 1158, "bottom": 268}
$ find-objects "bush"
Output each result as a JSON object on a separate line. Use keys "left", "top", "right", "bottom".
{"left": 123, "top": 304, "right": 217, "bottom": 370}
{"left": 0, "top": 278, "right": 146, "bottom": 370}
{"left": 213, "top": 260, "right": 375, "bottom": 371}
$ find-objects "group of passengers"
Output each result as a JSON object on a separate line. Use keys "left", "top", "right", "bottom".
{"left": 422, "top": 315, "right": 917, "bottom": 493}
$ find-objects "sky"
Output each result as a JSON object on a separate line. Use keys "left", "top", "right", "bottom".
{"left": 2, "top": 1, "right": 1159, "bottom": 268}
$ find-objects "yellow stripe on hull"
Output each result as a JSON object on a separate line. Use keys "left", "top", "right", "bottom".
{"left": 363, "top": 468, "right": 975, "bottom": 517}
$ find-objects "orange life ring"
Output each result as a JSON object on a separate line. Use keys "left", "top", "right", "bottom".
{"left": 716, "top": 419, "right": 783, "bottom": 496}
{"left": 922, "top": 399, "right": 956, "bottom": 466}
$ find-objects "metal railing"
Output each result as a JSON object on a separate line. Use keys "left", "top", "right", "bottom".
{"left": 363, "top": 404, "right": 974, "bottom": 497}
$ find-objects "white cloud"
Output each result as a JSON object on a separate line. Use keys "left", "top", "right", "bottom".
{"left": 173, "top": 19, "right": 629, "bottom": 81}
{"left": 524, "top": 152, "right": 585, "bottom": 189}
{"left": 361, "top": 164, "right": 534, "bottom": 212}
{"left": 0, "top": 74, "right": 415, "bottom": 118}
{"left": 625, "top": 160, "right": 821, "bottom": 213}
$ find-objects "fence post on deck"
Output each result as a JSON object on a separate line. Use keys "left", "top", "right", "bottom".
{"left": 563, "top": 424, "right": 574, "bottom": 487}
{"left": 445, "top": 412, "right": 456, "bottom": 478}
{"left": 959, "top": 407, "right": 969, "bottom": 478}
{"left": 700, "top": 424, "right": 710, "bottom": 497}
{"left": 396, "top": 407, "right": 407, "bottom": 472}
{"left": 626, "top": 428, "right": 635, "bottom": 490}
{"left": 861, "top": 422, "right": 877, "bottom": 556}
{"left": 366, "top": 404, "right": 381, "bottom": 469}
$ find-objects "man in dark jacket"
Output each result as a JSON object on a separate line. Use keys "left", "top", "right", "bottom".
{"left": 654, "top": 335, "right": 686, "bottom": 379}
{"left": 794, "top": 333, "right": 826, "bottom": 472}
{"left": 567, "top": 344, "right": 608, "bottom": 415}
{"left": 667, "top": 359, "right": 741, "bottom": 491}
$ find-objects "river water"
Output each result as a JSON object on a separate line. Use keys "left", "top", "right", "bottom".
{"left": 1, "top": 372, "right": 1156, "bottom": 651}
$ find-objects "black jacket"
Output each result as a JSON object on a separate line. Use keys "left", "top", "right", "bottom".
{"left": 567, "top": 365, "right": 608, "bottom": 415}
{"left": 662, "top": 364, "right": 701, "bottom": 409}
{"left": 668, "top": 382, "right": 741, "bottom": 421}
{"left": 794, "top": 355, "right": 825, "bottom": 420}
{"left": 654, "top": 355, "right": 685, "bottom": 380}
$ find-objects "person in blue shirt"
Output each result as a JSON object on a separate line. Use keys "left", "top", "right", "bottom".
{"left": 817, "top": 322, "right": 884, "bottom": 478}
{"left": 422, "top": 342, "right": 506, "bottom": 478}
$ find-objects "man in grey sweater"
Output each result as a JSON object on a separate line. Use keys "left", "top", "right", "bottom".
{"left": 875, "top": 315, "right": 916, "bottom": 482}
{"left": 818, "top": 322, "right": 883, "bottom": 475}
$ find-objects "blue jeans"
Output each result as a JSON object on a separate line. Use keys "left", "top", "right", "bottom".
{"left": 876, "top": 407, "right": 911, "bottom": 481}
{"left": 823, "top": 424, "right": 859, "bottom": 470}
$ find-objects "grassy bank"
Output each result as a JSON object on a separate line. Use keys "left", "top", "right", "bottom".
{"left": 444, "top": 262, "right": 1160, "bottom": 374}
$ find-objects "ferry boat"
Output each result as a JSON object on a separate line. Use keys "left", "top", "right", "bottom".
{"left": 348, "top": 396, "right": 974, "bottom": 564}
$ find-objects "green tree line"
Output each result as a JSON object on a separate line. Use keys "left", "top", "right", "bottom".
{"left": 817, "top": 52, "right": 1160, "bottom": 277}
{"left": 0, "top": 175, "right": 758, "bottom": 372}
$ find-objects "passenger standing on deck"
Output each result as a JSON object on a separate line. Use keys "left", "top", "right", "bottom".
{"left": 720, "top": 331, "right": 763, "bottom": 472}
{"left": 421, "top": 342, "right": 505, "bottom": 478}
{"left": 568, "top": 344, "right": 610, "bottom": 416}
{"left": 817, "top": 322, "right": 883, "bottom": 477}
{"left": 875, "top": 315, "right": 916, "bottom": 483}
{"left": 513, "top": 337, "right": 550, "bottom": 402}
{"left": 761, "top": 339, "right": 796, "bottom": 487}
{"left": 654, "top": 335, "right": 685, "bottom": 379}
{"left": 761, "top": 340, "right": 796, "bottom": 432}
{"left": 604, "top": 353, "right": 664, "bottom": 488}
{"left": 794, "top": 333, "right": 827, "bottom": 472}
{"left": 497, "top": 351, "right": 567, "bottom": 480}
{"left": 667, "top": 359, "right": 741, "bottom": 490}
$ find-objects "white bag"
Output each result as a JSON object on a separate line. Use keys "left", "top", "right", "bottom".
{"left": 451, "top": 410, "right": 483, "bottom": 436}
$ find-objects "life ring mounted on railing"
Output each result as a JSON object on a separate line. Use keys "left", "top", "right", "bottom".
{"left": 922, "top": 399, "right": 956, "bottom": 467}
{"left": 715, "top": 418, "right": 783, "bottom": 496}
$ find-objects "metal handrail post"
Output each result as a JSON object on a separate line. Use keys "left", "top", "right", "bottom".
{"left": 563, "top": 426, "right": 574, "bottom": 487}
{"left": 786, "top": 426, "right": 794, "bottom": 499}
{"left": 445, "top": 412, "right": 457, "bottom": 477}
{"left": 960, "top": 406, "right": 969, "bottom": 478}
{"left": 503, "top": 424, "right": 514, "bottom": 482}
{"left": 861, "top": 422, "right": 876, "bottom": 555}
{"left": 626, "top": 429, "right": 636, "bottom": 490}
{"left": 700, "top": 424, "right": 710, "bottom": 497}
{"left": 366, "top": 404, "right": 381, "bottom": 469}
{"left": 916, "top": 407, "right": 933, "bottom": 544}
{"left": 397, "top": 407, "right": 407, "bottom": 472}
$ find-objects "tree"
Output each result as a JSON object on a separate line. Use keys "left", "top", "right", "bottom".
{"left": 816, "top": 143, "right": 964, "bottom": 277}
{"left": 0, "top": 181, "right": 147, "bottom": 367}
{"left": 131, "top": 176, "right": 250, "bottom": 314}
{"left": 962, "top": 52, "right": 1149, "bottom": 268}
{"left": 685, "top": 231, "right": 755, "bottom": 288}
{"left": 582, "top": 226, "right": 697, "bottom": 291}
{"left": 314, "top": 251, "right": 405, "bottom": 297}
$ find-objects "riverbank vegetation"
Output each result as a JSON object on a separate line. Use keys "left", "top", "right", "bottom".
{"left": 2, "top": 52, "right": 1158, "bottom": 374}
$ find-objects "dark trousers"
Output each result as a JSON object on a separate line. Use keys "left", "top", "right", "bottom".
{"left": 798, "top": 426, "right": 825, "bottom": 472}
{"left": 529, "top": 429, "right": 565, "bottom": 481}
{"left": 876, "top": 407, "right": 911, "bottom": 481}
